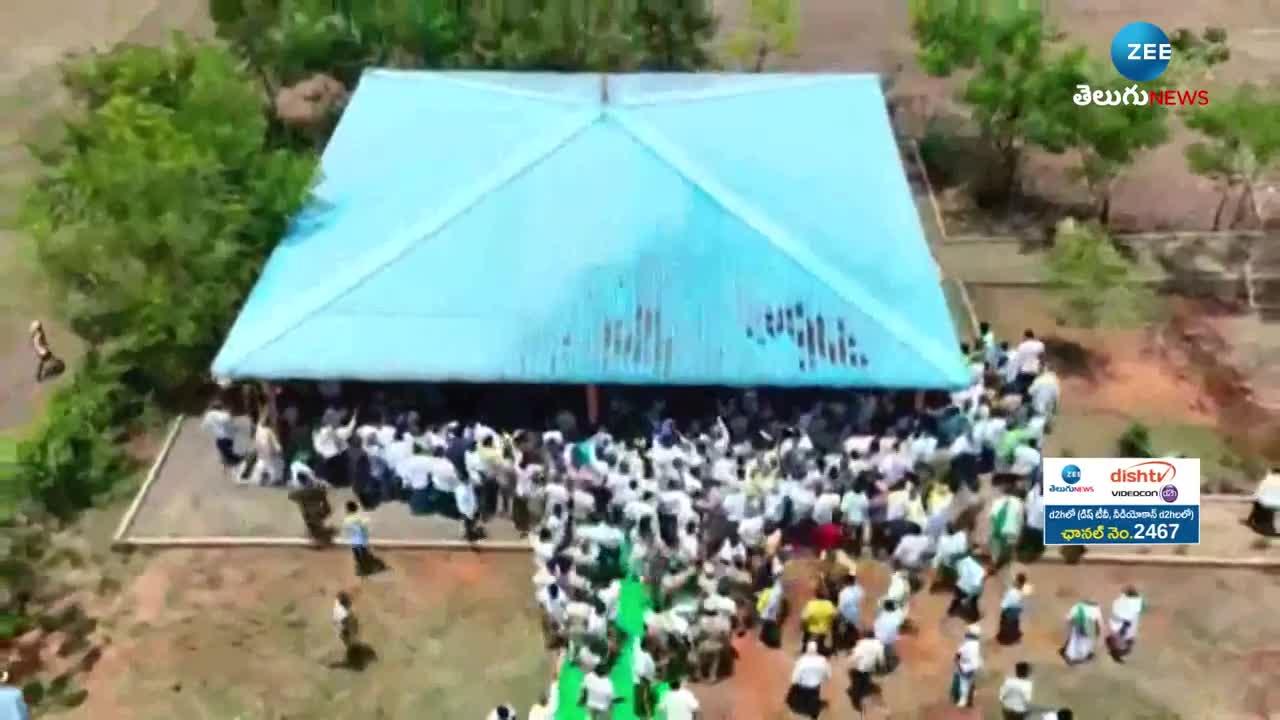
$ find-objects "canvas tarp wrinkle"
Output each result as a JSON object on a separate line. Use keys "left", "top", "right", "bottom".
{"left": 218, "top": 108, "right": 603, "bottom": 374}
{"left": 604, "top": 107, "right": 965, "bottom": 385}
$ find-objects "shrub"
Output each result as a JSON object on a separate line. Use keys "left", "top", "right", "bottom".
{"left": 1118, "top": 421, "right": 1153, "bottom": 458}
{"left": 15, "top": 353, "right": 139, "bottom": 520}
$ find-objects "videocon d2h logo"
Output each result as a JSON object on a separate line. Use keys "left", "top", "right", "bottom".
{"left": 1072, "top": 21, "right": 1209, "bottom": 108}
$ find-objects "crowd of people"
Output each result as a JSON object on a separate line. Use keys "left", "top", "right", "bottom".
{"left": 201, "top": 323, "right": 1156, "bottom": 718}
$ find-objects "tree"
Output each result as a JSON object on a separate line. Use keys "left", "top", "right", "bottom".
{"left": 23, "top": 38, "right": 316, "bottom": 398}
{"left": 725, "top": 0, "right": 798, "bottom": 72}
{"left": 1045, "top": 218, "right": 1153, "bottom": 327}
{"left": 909, "top": 0, "right": 1091, "bottom": 205}
{"left": 633, "top": 0, "right": 719, "bottom": 71}
{"left": 1065, "top": 70, "right": 1170, "bottom": 225}
{"left": 1184, "top": 83, "right": 1280, "bottom": 230}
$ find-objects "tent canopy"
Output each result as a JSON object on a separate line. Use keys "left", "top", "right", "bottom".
{"left": 212, "top": 71, "right": 968, "bottom": 389}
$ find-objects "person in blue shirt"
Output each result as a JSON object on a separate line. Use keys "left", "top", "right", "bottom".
{"left": 0, "top": 671, "right": 30, "bottom": 720}
{"left": 342, "top": 501, "right": 371, "bottom": 576}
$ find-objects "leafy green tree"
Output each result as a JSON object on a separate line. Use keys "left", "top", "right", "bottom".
{"left": 24, "top": 38, "right": 315, "bottom": 398}
{"left": 909, "top": 0, "right": 1092, "bottom": 205}
{"left": 634, "top": 0, "right": 719, "bottom": 71}
{"left": 1184, "top": 83, "right": 1280, "bottom": 230}
{"left": 1045, "top": 218, "right": 1153, "bottom": 327}
{"left": 14, "top": 353, "right": 137, "bottom": 519}
{"left": 1065, "top": 71, "right": 1170, "bottom": 225}
{"left": 725, "top": 0, "right": 798, "bottom": 72}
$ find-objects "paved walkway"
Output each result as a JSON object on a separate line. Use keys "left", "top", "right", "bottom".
{"left": 123, "top": 416, "right": 519, "bottom": 542}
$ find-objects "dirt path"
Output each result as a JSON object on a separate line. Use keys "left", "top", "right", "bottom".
{"left": 0, "top": 0, "right": 211, "bottom": 436}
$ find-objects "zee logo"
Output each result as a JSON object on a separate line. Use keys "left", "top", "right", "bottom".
{"left": 1061, "top": 464, "right": 1082, "bottom": 485}
{"left": 1111, "top": 22, "right": 1172, "bottom": 82}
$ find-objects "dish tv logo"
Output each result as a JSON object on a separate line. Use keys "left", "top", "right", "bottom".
{"left": 1072, "top": 22, "right": 1209, "bottom": 108}
{"left": 1110, "top": 460, "right": 1177, "bottom": 483}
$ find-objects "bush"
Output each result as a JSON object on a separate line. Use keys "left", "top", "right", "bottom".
{"left": 15, "top": 353, "right": 139, "bottom": 520}
{"left": 1118, "top": 421, "right": 1153, "bottom": 458}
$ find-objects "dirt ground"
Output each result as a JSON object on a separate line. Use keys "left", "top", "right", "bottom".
{"left": 715, "top": 0, "right": 1280, "bottom": 232}
{"left": 960, "top": 285, "right": 1277, "bottom": 492}
{"left": 695, "top": 557, "right": 1280, "bottom": 720}
{"left": 55, "top": 549, "right": 552, "bottom": 720}
{"left": 50, "top": 548, "right": 1280, "bottom": 720}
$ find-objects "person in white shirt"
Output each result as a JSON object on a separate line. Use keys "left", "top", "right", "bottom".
{"left": 632, "top": 636, "right": 659, "bottom": 716}
{"left": 1028, "top": 367, "right": 1060, "bottom": 418}
{"left": 536, "top": 582, "right": 567, "bottom": 646}
{"left": 998, "top": 661, "right": 1034, "bottom": 720}
{"left": 1010, "top": 440, "right": 1042, "bottom": 480}
{"left": 656, "top": 678, "right": 701, "bottom": 720}
{"left": 892, "top": 532, "right": 931, "bottom": 574}
{"left": 849, "top": 634, "right": 885, "bottom": 711}
{"left": 873, "top": 599, "right": 905, "bottom": 671}
{"left": 951, "top": 623, "right": 983, "bottom": 708}
{"left": 786, "top": 641, "right": 830, "bottom": 719}
{"left": 841, "top": 479, "right": 870, "bottom": 556}
{"left": 250, "top": 414, "right": 284, "bottom": 486}
{"left": 949, "top": 553, "right": 986, "bottom": 622}
{"left": 201, "top": 400, "right": 242, "bottom": 467}
{"left": 577, "top": 669, "right": 616, "bottom": 720}
{"left": 485, "top": 704, "right": 517, "bottom": 720}
{"left": 988, "top": 485, "right": 1025, "bottom": 567}
{"left": 812, "top": 485, "right": 841, "bottom": 525}
{"left": 836, "top": 575, "right": 865, "bottom": 651}
{"left": 932, "top": 523, "right": 968, "bottom": 588}
{"left": 1012, "top": 329, "right": 1045, "bottom": 392}
{"left": 1106, "top": 586, "right": 1144, "bottom": 662}
{"left": 998, "top": 572, "right": 1030, "bottom": 645}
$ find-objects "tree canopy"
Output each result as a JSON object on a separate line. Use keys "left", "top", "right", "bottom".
{"left": 725, "top": 0, "right": 798, "bottom": 72}
{"left": 909, "top": 0, "right": 1092, "bottom": 205}
{"left": 211, "top": 0, "right": 718, "bottom": 88}
{"left": 1045, "top": 218, "right": 1153, "bottom": 327}
{"left": 23, "top": 38, "right": 316, "bottom": 398}
{"left": 1184, "top": 83, "right": 1280, "bottom": 229}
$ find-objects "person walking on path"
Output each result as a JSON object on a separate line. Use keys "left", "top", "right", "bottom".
{"left": 656, "top": 678, "right": 701, "bottom": 720}
{"left": 332, "top": 592, "right": 359, "bottom": 666}
{"left": 950, "top": 623, "right": 983, "bottom": 708}
{"left": 1060, "top": 599, "right": 1103, "bottom": 665}
{"left": 578, "top": 667, "right": 618, "bottom": 720}
{"left": 1106, "top": 586, "right": 1144, "bottom": 662}
{"left": 786, "top": 641, "right": 830, "bottom": 719}
{"left": 201, "top": 399, "right": 242, "bottom": 469}
{"left": 998, "top": 661, "right": 1034, "bottom": 720}
{"left": 948, "top": 552, "right": 986, "bottom": 622}
{"left": 849, "top": 634, "right": 886, "bottom": 712}
{"left": 29, "top": 320, "right": 62, "bottom": 383}
{"left": 288, "top": 471, "right": 332, "bottom": 543}
{"left": 342, "top": 501, "right": 372, "bottom": 576}
{"left": 1, "top": 670, "right": 31, "bottom": 720}
{"left": 997, "top": 573, "right": 1030, "bottom": 645}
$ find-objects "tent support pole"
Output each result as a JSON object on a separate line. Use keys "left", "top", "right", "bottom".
{"left": 586, "top": 384, "right": 600, "bottom": 427}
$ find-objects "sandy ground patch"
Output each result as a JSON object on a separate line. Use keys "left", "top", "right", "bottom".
{"left": 62, "top": 549, "right": 551, "bottom": 720}
{"left": 694, "top": 557, "right": 1280, "bottom": 720}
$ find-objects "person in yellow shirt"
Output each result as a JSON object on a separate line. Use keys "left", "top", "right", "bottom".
{"left": 800, "top": 586, "right": 838, "bottom": 655}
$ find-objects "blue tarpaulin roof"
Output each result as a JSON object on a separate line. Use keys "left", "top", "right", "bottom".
{"left": 212, "top": 71, "right": 967, "bottom": 389}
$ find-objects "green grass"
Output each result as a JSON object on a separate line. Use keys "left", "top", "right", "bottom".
{"left": 0, "top": 435, "right": 18, "bottom": 521}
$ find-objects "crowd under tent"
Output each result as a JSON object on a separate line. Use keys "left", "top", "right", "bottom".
{"left": 212, "top": 70, "right": 968, "bottom": 414}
